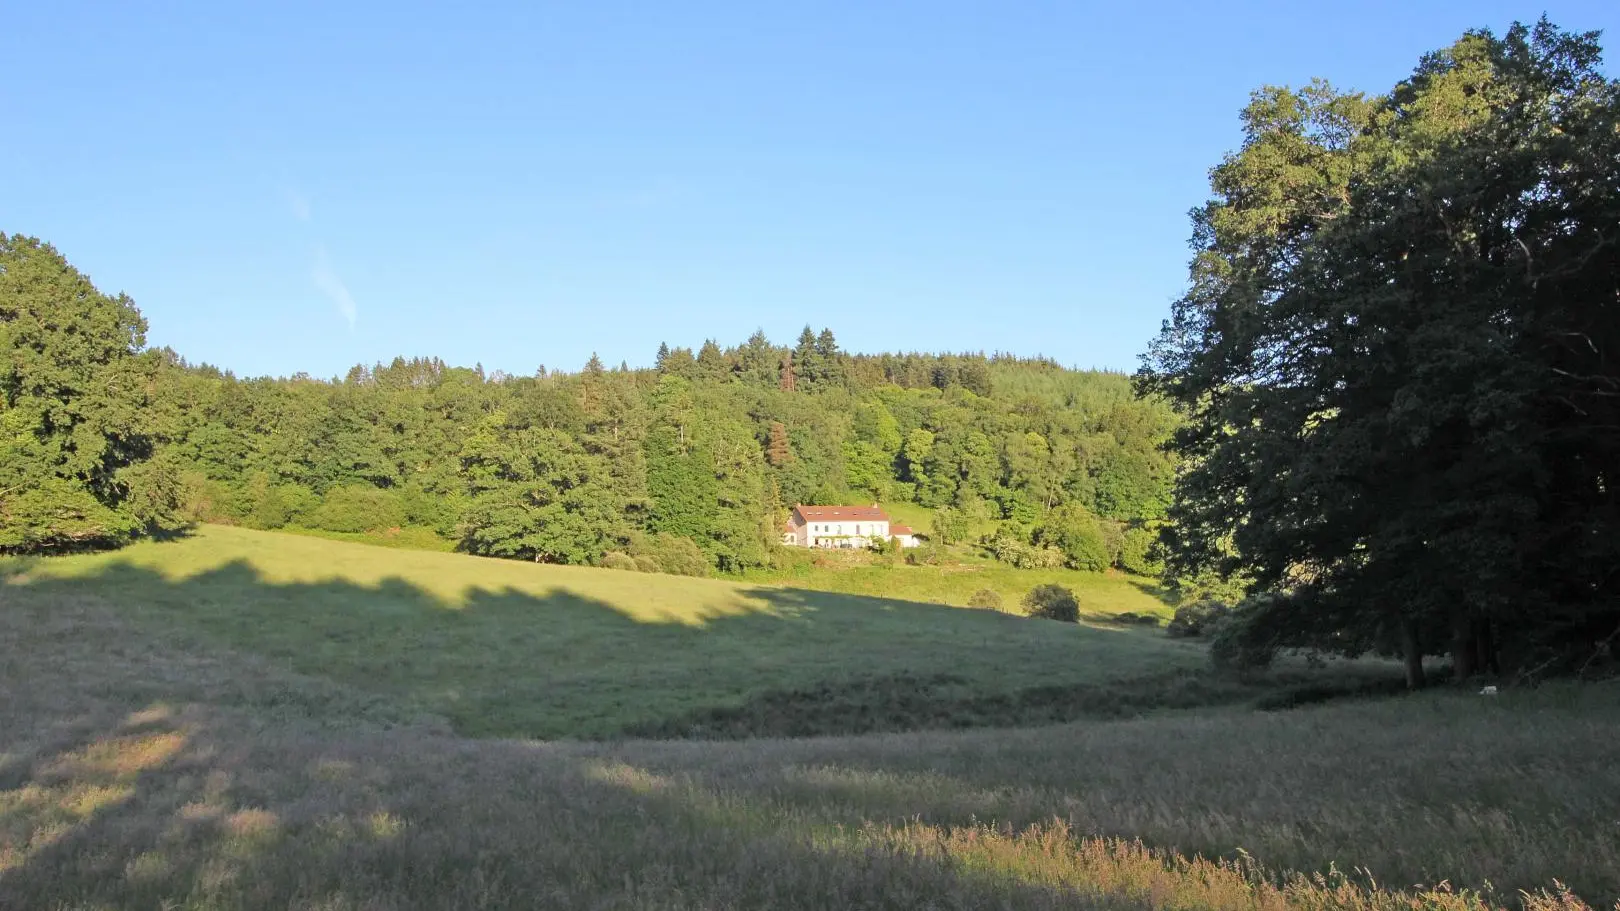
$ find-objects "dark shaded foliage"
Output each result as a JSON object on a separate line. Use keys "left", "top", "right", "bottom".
{"left": 1021, "top": 585, "right": 1080, "bottom": 623}
{"left": 1165, "top": 600, "right": 1231, "bottom": 640}
{"left": 1139, "top": 21, "right": 1620, "bottom": 682}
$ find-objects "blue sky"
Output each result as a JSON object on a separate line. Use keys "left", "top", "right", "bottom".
{"left": 5, "top": 2, "right": 1617, "bottom": 379}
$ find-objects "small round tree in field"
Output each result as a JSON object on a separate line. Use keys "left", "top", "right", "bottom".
{"left": 1165, "top": 600, "right": 1230, "bottom": 638}
{"left": 1021, "top": 584, "right": 1079, "bottom": 622}
{"left": 599, "top": 552, "right": 638, "bottom": 572}
{"left": 967, "top": 588, "right": 1003, "bottom": 611}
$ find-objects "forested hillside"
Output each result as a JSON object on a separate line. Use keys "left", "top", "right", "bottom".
{"left": 159, "top": 340, "right": 1175, "bottom": 574}
{"left": 2, "top": 234, "right": 1176, "bottom": 575}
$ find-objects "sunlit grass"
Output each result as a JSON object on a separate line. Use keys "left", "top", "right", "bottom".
{"left": 11, "top": 524, "right": 765, "bottom": 620}
{"left": 741, "top": 501, "right": 1177, "bottom": 615}
{"left": 251, "top": 503, "right": 1170, "bottom": 618}
{"left": 743, "top": 552, "right": 1176, "bottom": 618}
{"left": 3, "top": 526, "right": 1221, "bottom": 739}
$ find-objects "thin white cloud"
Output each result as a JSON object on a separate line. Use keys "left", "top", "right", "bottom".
{"left": 312, "top": 248, "right": 357, "bottom": 330}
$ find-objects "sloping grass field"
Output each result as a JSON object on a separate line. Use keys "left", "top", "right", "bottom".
{"left": 3, "top": 527, "right": 1617, "bottom": 909}
{"left": 740, "top": 550, "right": 1176, "bottom": 619}
{"left": 274, "top": 510, "right": 1176, "bottom": 619}
{"left": 2, "top": 527, "right": 1231, "bottom": 740}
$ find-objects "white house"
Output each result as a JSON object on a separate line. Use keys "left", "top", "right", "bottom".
{"left": 780, "top": 505, "right": 922, "bottom": 549}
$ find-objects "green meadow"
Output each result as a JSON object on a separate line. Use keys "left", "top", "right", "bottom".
{"left": 275, "top": 500, "right": 1177, "bottom": 619}
{"left": 740, "top": 550, "right": 1175, "bottom": 617}
{"left": 3, "top": 527, "right": 1617, "bottom": 910}
{"left": 3, "top": 526, "right": 1218, "bottom": 740}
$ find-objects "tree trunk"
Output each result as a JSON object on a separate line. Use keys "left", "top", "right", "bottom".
{"left": 1451, "top": 610, "right": 1479, "bottom": 681}
{"left": 1400, "top": 618, "right": 1426, "bottom": 690}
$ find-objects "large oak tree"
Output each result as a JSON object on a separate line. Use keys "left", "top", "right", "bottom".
{"left": 1140, "top": 21, "right": 1620, "bottom": 684}
{"left": 1, "top": 235, "right": 179, "bottom": 550}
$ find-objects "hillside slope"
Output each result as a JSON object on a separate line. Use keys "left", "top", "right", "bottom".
{"left": 3, "top": 526, "right": 1234, "bottom": 739}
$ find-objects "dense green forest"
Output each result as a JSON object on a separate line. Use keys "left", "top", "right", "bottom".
{"left": 0, "top": 234, "right": 1175, "bottom": 577}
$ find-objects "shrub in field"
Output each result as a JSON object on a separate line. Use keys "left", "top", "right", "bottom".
{"left": 1021, "top": 584, "right": 1079, "bottom": 622}
{"left": 398, "top": 483, "right": 465, "bottom": 537}
{"left": 1033, "top": 504, "right": 1111, "bottom": 572}
{"left": 984, "top": 525, "right": 1028, "bottom": 565}
{"left": 599, "top": 552, "right": 638, "bottom": 571}
{"left": 1209, "top": 594, "right": 1283, "bottom": 671}
{"left": 1210, "top": 623, "right": 1276, "bottom": 671}
{"left": 630, "top": 533, "right": 710, "bottom": 577}
{"left": 967, "top": 588, "right": 1003, "bottom": 611}
{"left": 1113, "top": 612, "right": 1161, "bottom": 627}
{"left": 308, "top": 485, "right": 406, "bottom": 534}
{"left": 929, "top": 506, "right": 970, "bottom": 545}
{"left": 236, "top": 472, "right": 291, "bottom": 530}
{"left": 1166, "top": 599, "right": 1231, "bottom": 638}
{"left": 278, "top": 484, "right": 320, "bottom": 525}
{"left": 178, "top": 471, "right": 235, "bottom": 524}
{"left": 769, "top": 546, "right": 816, "bottom": 575}
{"left": 372, "top": 525, "right": 453, "bottom": 551}
{"left": 1018, "top": 543, "right": 1067, "bottom": 569}
{"left": 984, "top": 521, "right": 1032, "bottom": 545}
{"left": 987, "top": 534, "right": 1066, "bottom": 569}
{"left": 1117, "top": 524, "right": 1166, "bottom": 576}
{"left": 1100, "top": 518, "right": 1126, "bottom": 567}
{"left": 236, "top": 475, "right": 320, "bottom": 531}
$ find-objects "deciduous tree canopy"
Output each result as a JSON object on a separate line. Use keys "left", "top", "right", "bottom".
{"left": 1, "top": 235, "right": 180, "bottom": 550}
{"left": 1140, "top": 20, "right": 1620, "bottom": 683}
